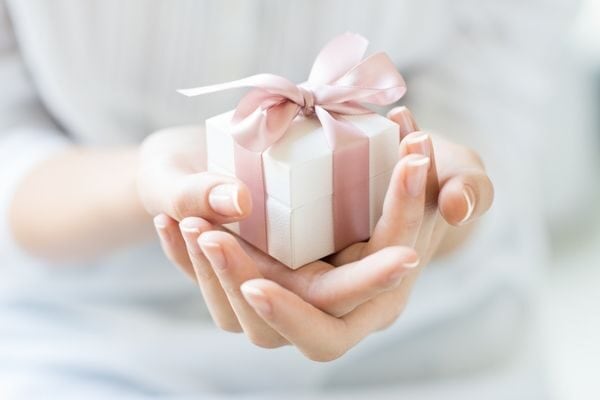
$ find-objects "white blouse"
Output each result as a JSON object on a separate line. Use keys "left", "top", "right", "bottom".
{"left": 0, "top": 0, "right": 574, "bottom": 398}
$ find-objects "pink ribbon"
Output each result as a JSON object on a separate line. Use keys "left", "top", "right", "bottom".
{"left": 179, "top": 33, "right": 406, "bottom": 253}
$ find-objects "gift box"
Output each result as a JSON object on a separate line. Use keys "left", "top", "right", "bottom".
{"left": 179, "top": 33, "right": 406, "bottom": 269}
{"left": 206, "top": 110, "right": 399, "bottom": 268}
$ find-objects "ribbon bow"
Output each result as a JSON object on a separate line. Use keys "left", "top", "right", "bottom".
{"left": 179, "top": 33, "right": 406, "bottom": 258}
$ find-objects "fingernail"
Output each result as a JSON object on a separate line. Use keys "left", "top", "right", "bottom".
{"left": 180, "top": 218, "right": 201, "bottom": 234}
{"left": 199, "top": 241, "right": 227, "bottom": 270}
{"left": 179, "top": 219, "right": 205, "bottom": 258}
{"left": 153, "top": 214, "right": 169, "bottom": 230}
{"left": 403, "top": 256, "right": 420, "bottom": 269}
{"left": 387, "top": 254, "right": 420, "bottom": 284}
{"left": 459, "top": 186, "right": 476, "bottom": 225}
{"left": 405, "top": 132, "right": 431, "bottom": 158}
{"left": 388, "top": 106, "right": 417, "bottom": 137}
{"left": 405, "top": 156, "right": 430, "bottom": 197}
{"left": 208, "top": 184, "right": 243, "bottom": 217}
{"left": 241, "top": 283, "right": 272, "bottom": 317}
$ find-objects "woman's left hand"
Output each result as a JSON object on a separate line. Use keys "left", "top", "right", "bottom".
{"left": 154, "top": 107, "right": 494, "bottom": 361}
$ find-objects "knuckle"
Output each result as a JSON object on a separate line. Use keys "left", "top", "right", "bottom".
{"left": 378, "top": 314, "right": 397, "bottom": 331}
{"left": 307, "top": 346, "right": 347, "bottom": 363}
{"left": 465, "top": 148, "right": 485, "bottom": 168}
{"left": 171, "top": 253, "right": 193, "bottom": 271}
{"left": 402, "top": 131, "right": 422, "bottom": 143}
{"left": 400, "top": 214, "right": 423, "bottom": 232}
{"left": 214, "top": 318, "right": 243, "bottom": 333}
{"left": 378, "top": 303, "right": 406, "bottom": 331}
{"left": 247, "top": 332, "right": 286, "bottom": 349}
{"left": 484, "top": 175, "right": 495, "bottom": 198}
{"left": 139, "top": 132, "right": 163, "bottom": 155}
{"left": 170, "top": 179, "right": 196, "bottom": 219}
{"left": 395, "top": 297, "right": 409, "bottom": 315}
{"left": 193, "top": 265, "right": 217, "bottom": 283}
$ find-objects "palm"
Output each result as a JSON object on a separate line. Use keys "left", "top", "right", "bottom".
{"left": 239, "top": 230, "right": 428, "bottom": 320}
{"left": 152, "top": 108, "right": 493, "bottom": 360}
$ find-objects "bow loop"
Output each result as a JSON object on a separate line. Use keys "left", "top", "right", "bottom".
{"left": 307, "top": 32, "right": 369, "bottom": 85}
{"left": 178, "top": 32, "right": 406, "bottom": 151}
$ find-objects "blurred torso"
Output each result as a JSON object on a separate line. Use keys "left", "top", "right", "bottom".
{"left": 0, "top": 0, "right": 548, "bottom": 396}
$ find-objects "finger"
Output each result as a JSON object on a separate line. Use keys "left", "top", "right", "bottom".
{"left": 323, "top": 241, "right": 366, "bottom": 267}
{"left": 305, "top": 247, "right": 419, "bottom": 317}
{"left": 140, "top": 161, "right": 252, "bottom": 224}
{"left": 364, "top": 153, "right": 430, "bottom": 254}
{"left": 387, "top": 106, "right": 419, "bottom": 138}
{"left": 140, "top": 125, "right": 207, "bottom": 171}
{"left": 344, "top": 273, "right": 416, "bottom": 334}
{"left": 179, "top": 217, "right": 241, "bottom": 333}
{"left": 139, "top": 126, "right": 251, "bottom": 222}
{"left": 153, "top": 214, "right": 195, "bottom": 279}
{"left": 400, "top": 132, "right": 441, "bottom": 264}
{"left": 400, "top": 131, "right": 440, "bottom": 214}
{"left": 175, "top": 172, "right": 253, "bottom": 222}
{"left": 240, "top": 279, "right": 358, "bottom": 362}
{"left": 335, "top": 132, "right": 440, "bottom": 266}
{"left": 198, "top": 231, "right": 288, "bottom": 348}
{"left": 438, "top": 171, "right": 494, "bottom": 226}
{"left": 425, "top": 135, "right": 493, "bottom": 225}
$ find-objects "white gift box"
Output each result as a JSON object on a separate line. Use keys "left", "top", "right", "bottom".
{"left": 206, "top": 110, "right": 399, "bottom": 269}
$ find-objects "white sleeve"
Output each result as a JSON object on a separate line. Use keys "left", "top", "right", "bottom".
{"left": 0, "top": 1, "right": 71, "bottom": 252}
{"left": 405, "top": 0, "right": 583, "bottom": 287}
{"left": 406, "top": 0, "right": 588, "bottom": 227}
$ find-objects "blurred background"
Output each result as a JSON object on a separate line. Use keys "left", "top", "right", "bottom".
{"left": 540, "top": 0, "right": 600, "bottom": 398}
{"left": 0, "top": 0, "right": 598, "bottom": 398}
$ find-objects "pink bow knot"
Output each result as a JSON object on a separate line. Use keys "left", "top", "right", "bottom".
{"left": 297, "top": 85, "right": 316, "bottom": 117}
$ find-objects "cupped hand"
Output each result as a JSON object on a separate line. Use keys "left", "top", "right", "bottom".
{"left": 137, "top": 125, "right": 419, "bottom": 360}
{"left": 151, "top": 108, "right": 494, "bottom": 361}
{"left": 137, "top": 125, "right": 253, "bottom": 227}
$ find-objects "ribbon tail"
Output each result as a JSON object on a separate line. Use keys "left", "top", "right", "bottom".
{"left": 177, "top": 78, "right": 254, "bottom": 97}
{"left": 316, "top": 107, "right": 371, "bottom": 250}
{"left": 234, "top": 143, "right": 269, "bottom": 253}
{"left": 178, "top": 73, "right": 301, "bottom": 100}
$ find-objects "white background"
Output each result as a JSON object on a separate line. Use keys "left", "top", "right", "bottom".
{"left": 542, "top": 1, "right": 600, "bottom": 398}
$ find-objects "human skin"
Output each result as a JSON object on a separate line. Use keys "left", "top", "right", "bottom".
{"left": 9, "top": 107, "right": 492, "bottom": 360}
{"left": 149, "top": 107, "right": 494, "bottom": 361}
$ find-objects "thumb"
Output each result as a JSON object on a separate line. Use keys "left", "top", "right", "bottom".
{"left": 164, "top": 171, "right": 252, "bottom": 222}
{"left": 438, "top": 171, "right": 494, "bottom": 226}
{"left": 138, "top": 126, "right": 252, "bottom": 223}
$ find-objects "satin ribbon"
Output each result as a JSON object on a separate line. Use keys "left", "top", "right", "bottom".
{"left": 179, "top": 33, "right": 406, "bottom": 254}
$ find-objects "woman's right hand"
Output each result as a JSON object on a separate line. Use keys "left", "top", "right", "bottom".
{"left": 136, "top": 125, "right": 254, "bottom": 255}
